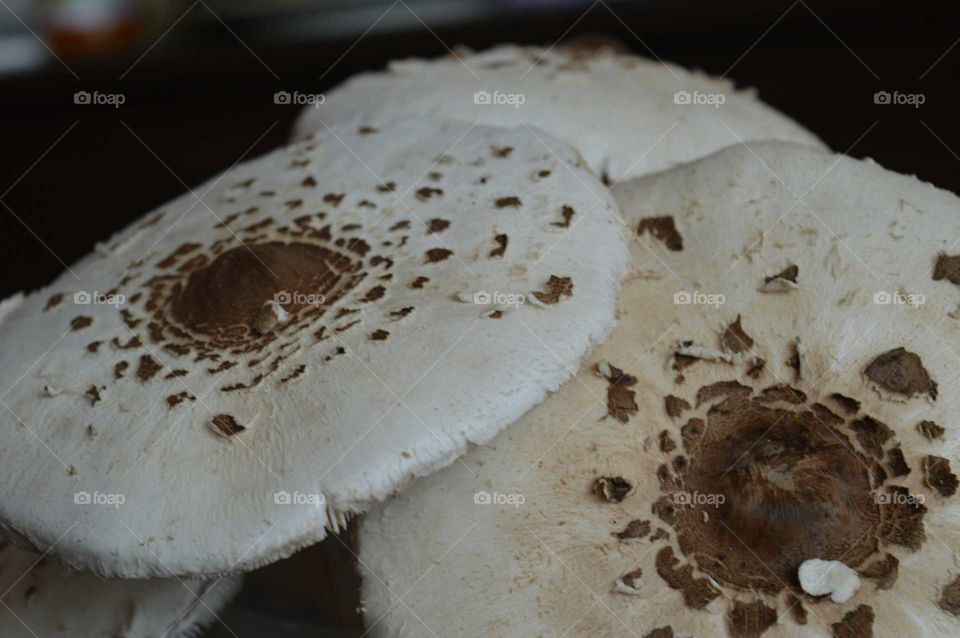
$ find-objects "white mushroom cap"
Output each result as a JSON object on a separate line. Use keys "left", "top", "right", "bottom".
{"left": 799, "top": 559, "right": 860, "bottom": 604}
{"left": 0, "top": 118, "right": 628, "bottom": 578}
{"left": 0, "top": 540, "right": 241, "bottom": 637}
{"left": 292, "top": 43, "right": 825, "bottom": 181}
{"left": 357, "top": 142, "right": 960, "bottom": 637}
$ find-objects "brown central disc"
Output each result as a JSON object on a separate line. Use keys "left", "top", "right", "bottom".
{"left": 170, "top": 242, "right": 357, "bottom": 335}
{"left": 660, "top": 395, "right": 880, "bottom": 593}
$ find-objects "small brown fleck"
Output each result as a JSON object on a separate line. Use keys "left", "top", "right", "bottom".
{"left": 864, "top": 347, "right": 938, "bottom": 400}
{"left": 923, "top": 455, "right": 958, "bottom": 496}
{"left": 70, "top": 316, "right": 93, "bottom": 331}
{"left": 358, "top": 125, "right": 378, "bottom": 135}
{"left": 643, "top": 628, "right": 674, "bottom": 638}
{"left": 424, "top": 248, "right": 453, "bottom": 263}
{"left": 301, "top": 176, "right": 317, "bottom": 188}
{"left": 597, "top": 362, "right": 638, "bottom": 423}
{"left": 210, "top": 414, "right": 245, "bottom": 437}
{"left": 637, "top": 216, "right": 683, "bottom": 251}
{"left": 658, "top": 430, "right": 677, "bottom": 453}
{"left": 766, "top": 264, "right": 799, "bottom": 284}
{"left": 552, "top": 205, "right": 575, "bottom": 228}
{"left": 933, "top": 253, "right": 960, "bottom": 286}
{"left": 379, "top": 182, "right": 397, "bottom": 193}
{"left": 615, "top": 568, "right": 643, "bottom": 592}
{"left": 664, "top": 395, "right": 690, "bottom": 417}
{"left": 487, "top": 310, "right": 504, "bottom": 319}
{"left": 918, "top": 419, "right": 945, "bottom": 440}
{"left": 858, "top": 553, "right": 899, "bottom": 590}
{"left": 849, "top": 416, "right": 894, "bottom": 459}
{"left": 86, "top": 341, "right": 102, "bottom": 353}
{"left": 362, "top": 285, "right": 386, "bottom": 302}
{"left": 831, "top": 393, "right": 861, "bottom": 415}
{"left": 489, "top": 233, "right": 508, "bottom": 258}
{"left": 389, "top": 307, "right": 414, "bottom": 319}
{"left": 491, "top": 145, "right": 513, "bottom": 158}
{"left": 533, "top": 275, "right": 573, "bottom": 305}
{"left": 939, "top": 575, "right": 960, "bottom": 615}
{"left": 728, "top": 600, "right": 777, "bottom": 638}
{"left": 45, "top": 293, "right": 64, "bottom": 311}
{"left": 166, "top": 392, "right": 195, "bottom": 408}
{"left": 136, "top": 355, "right": 162, "bottom": 382}
{"left": 113, "top": 361, "right": 129, "bottom": 380}
{"left": 323, "top": 193, "right": 345, "bottom": 206}
{"left": 746, "top": 357, "right": 766, "bottom": 379}
{"left": 84, "top": 385, "right": 103, "bottom": 406}
{"left": 411, "top": 276, "right": 430, "bottom": 289}
{"left": 786, "top": 337, "right": 802, "bottom": 380}
{"left": 655, "top": 546, "right": 719, "bottom": 610}
{"left": 495, "top": 196, "right": 522, "bottom": 209}
{"left": 721, "top": 315, "right": 753, "bottom": 354}
{"left": 831, "top": 604, "right": 873, "bottom": 638}
{"left": 426, "top": 218, "right": 450, "bottom": 234}
{"left": 616, "top": 519, "right": 651, "bottom": 541}
{"left": 697, "top": 380, "right": 751, "bottom": 406}
{"left": 416, "top": 187, "right": 443, "bottom": 201}
{"left": 593, "top": 476, "right": 633, "bottom": 502}
{"left": 369, "top": 329, "right": 390, "bottom": 341}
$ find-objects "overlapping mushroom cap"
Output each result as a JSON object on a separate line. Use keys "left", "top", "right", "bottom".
{"left": 292, "top": 44, "right": 825, "bottom": 181}
{"left": 0, "top": 540, "right": 241, "bottom": 637}
{"left": 359, "top": 142, "right": 960, "bottom": 637}
{"left": 0, "top": 118, "right": 628, "bottom": 578}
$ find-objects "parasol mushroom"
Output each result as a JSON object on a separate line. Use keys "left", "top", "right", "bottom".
{"left": 356, "top": 142, "right": 960, "bottom": 637}
{"left": 0, "top": 117, "right": 628, "bottom": 578}
{"left": 0, "top": 539, "right": 241, "bottom": 637}
{"left": 292, "top": 43, "right": 825, "bottom": 182}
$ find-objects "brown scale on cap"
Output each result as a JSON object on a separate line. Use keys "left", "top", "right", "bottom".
{"left": 932, "top": 253, "right": 960, "bottom": 286}
{"left": 864, "top": 347, "right": 938, "bottom": 400}
{"left": 721, "top": 315, "right": 753, "bottom": 354}
{"left": 552, "top": 205, "right": 575, "bottom": 228}
{"left": 533, "top": 275, "right": 573, "bottom": 305}
{"left": 922, "top": 455, "right": 958, "bottom": 496}
{"left": 939, "top": 575, "right": 960, "bottom": 615}
{"left": 637, "top": 216, "right": 683, "bottom": 251}
{"left": 728, "top": 600, "right": 777, "bottom": 638}
{"left": 831, "top": 604, "right": 874, "bottom": 638}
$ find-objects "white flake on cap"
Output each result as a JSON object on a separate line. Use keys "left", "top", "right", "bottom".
{"left": 798, "top": 558, "right": 861, "bottom": 604}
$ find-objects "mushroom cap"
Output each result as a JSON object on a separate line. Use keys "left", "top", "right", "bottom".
{"left": 358, "top": 142, "right": 960, "bottom": 637}
{"left": 0, "top": 540, "right": 241, "bottom": 637}
{"left": 0, "top": 118, "right": 628, "bottom": 578}
{"left": 292, "top": 44, "right": 825, "bottom": 181}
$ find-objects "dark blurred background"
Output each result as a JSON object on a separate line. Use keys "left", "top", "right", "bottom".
{"left": 1, "top": 1, "right": 958, "bottom": 300}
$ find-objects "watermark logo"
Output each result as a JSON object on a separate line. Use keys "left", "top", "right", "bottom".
{"left": 875, "top": 491, "right": 925, "bottom": 506}
{"left": 473, "top": 90, "right": 526, "bottom": 109}
{"left": 673, "top": 290, "right": 725, "bottom": 308}
{"left": 673, "top": 90, "right": 725, "bottom": 108}
{"left": 274, "top": 291, "right": 325, "bottom": 307}
{"left": 274, "top": 490, "right": 326, "bottom": 509}
{"left": 674, "top": 491, "right": 725, "bottom": 508}
{"left": 74, "top": 90, "right": 125, "bottom": 108}
{"left": 274, "top": 91, "right": 326, "bottom": 108}
{"left": 473, "top": 290, "right": 526, "bottom": 307}
{"left": 874, "top": 91, "right": 925, "bottom": 108}
{"left": 74, "top": 491, "right": 125, "bottom": 508}
{"left": 73, "top": 290, "right": 125, "bottom": 307}
{"left": 473, "top": 490, "right": 526, "bottom": 508}
{"left": 873, "top": 290, "right": 925, "bottom": 308}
